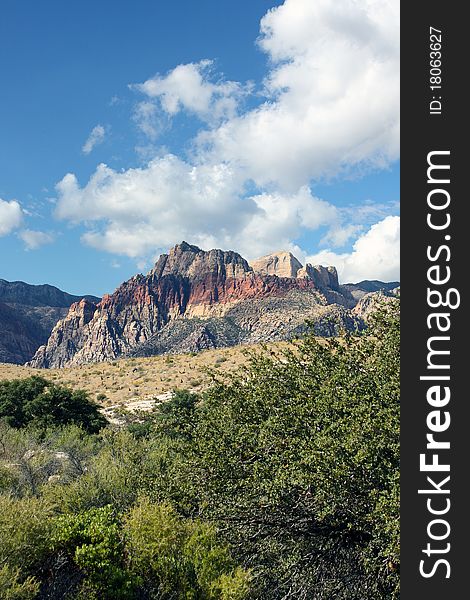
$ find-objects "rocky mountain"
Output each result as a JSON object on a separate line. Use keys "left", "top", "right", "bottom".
{"left": 342, "top": 279, "right": 400, "bottom": 302}
{"left": 250, "top": 251, "right": 303, "bottom": 278}
{"left": 27, "top": 242, "right": 397, "bottom": 369}
{"left": 352, "top": 288, "right": 400, "bottom": 321}
{"left": 0, "top": 279, "right": 99, "bottom": 364}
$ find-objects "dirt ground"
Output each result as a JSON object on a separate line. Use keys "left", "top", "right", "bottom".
{"left": 0, "top": 343, "right": 289, "bottom": 407}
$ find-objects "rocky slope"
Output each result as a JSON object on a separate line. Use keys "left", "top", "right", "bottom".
{"left": 342, "top": 279, "right": 400, "bottom": 302}
{"left": 28, "top": 242, "right": 394, "bottom": 369}
{"left": 0, "top": 279, "right": 99, "bottom": 364}
{"left": 352, "top": 288, "right": 400, "bottom": 321}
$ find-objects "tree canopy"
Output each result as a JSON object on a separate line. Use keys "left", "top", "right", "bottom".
{"left": 0, "top": 376, "right": 106, "bottom": 433}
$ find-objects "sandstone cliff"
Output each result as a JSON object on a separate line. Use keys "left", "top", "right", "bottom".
{"left": 28, "top": 243, "right": 385, "bottom": 368}
{"left": 250, "top": 251, "right": 303, "bottom": 278}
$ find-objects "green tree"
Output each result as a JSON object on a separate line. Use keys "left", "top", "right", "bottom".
{"left": 0, "top": 376, "right": 47, "bottom": 428}
{"left": 188, "top": 304, "right": 400, "bottom": 598}
{"left": 0, "top": 377, "right": 106, "bottom": 433}
{"left": 152, "top": 390, "right": 199, "bottom": 441}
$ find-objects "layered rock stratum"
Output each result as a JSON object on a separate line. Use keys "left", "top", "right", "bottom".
{"left": 26, "top": 242, "right": 396, "bottom": 368}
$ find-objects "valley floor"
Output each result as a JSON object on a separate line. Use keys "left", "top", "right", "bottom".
{"left": 0, "top": 343, "right": 289, "bottom": 407}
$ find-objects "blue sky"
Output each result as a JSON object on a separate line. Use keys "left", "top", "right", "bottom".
{"left": 0, "top": 0, "right": 399, "bottom": 296}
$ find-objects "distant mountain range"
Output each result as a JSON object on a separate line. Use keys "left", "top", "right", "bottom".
{"left": 0, "top": 242, "right": 399, "bottom": 368}
{"left": 0, "top": 279, "right": 99, "bottom": 364}
{"left": 342, "top": 280, "right": 399, "bottom": 301}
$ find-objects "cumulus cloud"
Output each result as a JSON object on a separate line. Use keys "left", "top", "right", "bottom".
{"left": 320, "top": 223, "right": 363, "bottom": 248}
{"left": 132, "top": 60, "right": 246, "bottom": 126}
{"left": 235, "top": 187, "right": 339, "bottom": 259}
{"left": 54, "top": 158, "right": 344, "bottom": 260}
{"left": 54, "top": 0, "right": 399, "bottom": 279}
{"left": 197, "top": 0, "right": 399, "bottom": 189}
{"left": 18, "top": 229, "right": 55, "bottom": 250}
{"left": 82, "top": 125, "right": 106, "bottom": 154}
{"left": 55, "top": 156, "right": 258, "bottom": 257}
{"left": 0, "top": 198, "right": 23, "bottom": 236}
{"left": 306, "top": 216, "right": 400, "bottom": 283}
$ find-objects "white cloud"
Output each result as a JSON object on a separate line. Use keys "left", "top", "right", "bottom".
{"left": 132, "top": 60, "right": 247, "bottom": 127}
{"left": 307, "top": 216, "right": 400, "bottom": 283}
{"left": 234, "top": 187, "right": 339, "bottom": 259}
{"left": 0, "top": 198, "right": 23, "bottom": 236}
{"left": 55, "top": 155, "right": 258, "bottom": 257}
{"left": 54, "top": 0, "right": 399, "bottom": 280}
{"left": 82, "top": 124, "right": 106, "bottom": 154}
{"left": 18, "top": 229, "right": 55, "bottom": 250}
{"left": 132, "top": 102, "right": 162, "bottom": 140}
{"left": 54, "top": 157, "right": 344, "bottom": 260}
{"left": 320, "top": 223, "right": 363, "bottom": 248}
{"left": 197, "top": 0, "right": 399, "bottom": 189}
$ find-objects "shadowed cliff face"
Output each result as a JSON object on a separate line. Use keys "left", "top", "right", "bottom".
{"left": 28, "top": 242, "right": 362, "bottom": 369}
{"left": 0, "top": 280, "right": 100, "bottom": 364}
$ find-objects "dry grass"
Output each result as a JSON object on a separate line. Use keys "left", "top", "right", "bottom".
{"left": 0, "top": 343, "right": 290, "bottom": 407}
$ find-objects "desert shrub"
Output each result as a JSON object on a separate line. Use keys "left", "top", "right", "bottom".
{"left": 0, "top": 423, "right": 102, "bottom": 498}
{"left": 188, "top": 305, "right": 400, "bottom": 598}
{"left": 51, "top": 505, "right": 136, "bottom": 599}
{"left": 0, "top": 565, "right": 39, "bottom": 600}
{"left": 152, "top": 389, "right": 198, "bottom": 441}
{"left": 44, "top": 500, "right": 250, "bottom": 599}
{"left": 125, "top": 497, "right": 250, "bottom": 599}
{"left": 0, "top": 495, "right": 54, "bottom": 573}
{"left": 49, "top": 425, "right": 102, "bottom": 480}
{"left": 43, "top": 429, "right": 156, "bottom": 514}
{"left": 0, "top": 377, "right": 106, "bottom": 433}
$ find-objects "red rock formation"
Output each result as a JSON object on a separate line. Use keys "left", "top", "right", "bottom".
{"left": 28, "top": 242, "right": 354, "bottom": 368}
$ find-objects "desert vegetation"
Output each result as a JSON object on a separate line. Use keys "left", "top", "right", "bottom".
{"left": 0, "top": 304, "right": 399, "bottom": 599}
{"left": 0, "top": 345, "right": 262, "bottom": 407}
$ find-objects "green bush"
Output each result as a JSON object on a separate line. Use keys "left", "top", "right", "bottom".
{"left": 0, "top": 565, "right": 39, "bottom": 600}
{"left": 189, "top": 305, "right": 400, "bottom": 598}
{"left": 125, "top": 497, "right": 250, "bottom": 599}
{"left": 152, "top": 389, "right": 198, "bottom": 440}
{"left": 46, "top": 499, "right": 250, "bottom": 599}
{"left": 0, "top": 377, "right": 106, "bottom": 433}
{"left": 51, "top": 505, "right": 136, "bottom": 599}
{"left": 0, "top": 495, "right": 54, "bottom": 572}
{"left": 0, "top": 423, "right": 102, "bottom": 498}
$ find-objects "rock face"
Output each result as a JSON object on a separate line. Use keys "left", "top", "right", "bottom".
{"left": 250, "top": 252, "right": 303, "bottom": 278}
{"left": 352, "top": 289, "right": 400, "bottom": 321}
{"left": 0, "top": 279, "right": 99, "bottom": 364}
{"left": 0, "top": 279, "right": 98, "bottom": 308}
{"left": 28, "top": 242, "right": 395, "bottom": 368}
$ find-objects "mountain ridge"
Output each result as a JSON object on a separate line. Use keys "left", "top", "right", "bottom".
{"left": 0, "top": 278, "right": 99, "bottom": 307}
{"left": 0, "top": 279, "right": 100, "bottom": 364}
{"left": 26, "top": 242, "right": 397, "bottom": 369}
